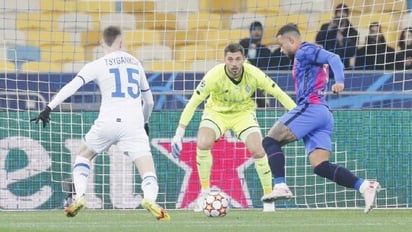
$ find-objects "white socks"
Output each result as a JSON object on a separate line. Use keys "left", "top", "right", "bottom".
{"left": 72, "top": 156, "right": 90, "bottom": 199}
{"left": 141, "top": 172, "right": 159, "bottom": 202}
{"left": 359, "top": 180, "right": 369, "bottom": 194}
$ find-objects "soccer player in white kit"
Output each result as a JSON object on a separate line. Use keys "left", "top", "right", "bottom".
{"left": 31, "top": 26, "right": 170, "bottom": 220}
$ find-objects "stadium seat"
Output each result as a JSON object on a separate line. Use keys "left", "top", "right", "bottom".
{"left": 199, "top": 0, "right": 242, "bottom": 14}
{"left": 246, "top": 0, "right": 280, "bottom": 15}
{"left": 0, "top": 0, "right": 40, "bottom": 12}
{"left": 367, "top": 0, "right": 405, "bottom": 13}
{"left": 165, "top": 30, "right": 202, "bottom": 48}
{"left": 280, "top": 0, "right": 333, "bottom": 13}
{"left": 57, "top": 13, "right": 94, "bottom": 32}
{"left": 25, "top": 31, "right": 72, "bottom": 48}
{"left": 156, "top": 0, "right": 199, "bottom": 13}
{"left": 135, "top": 45, "right": 173, "bottom": 62}
{"left": 314, "top": 12, "right": 334, "bottom": 25}
{"left": 229, "top": 13, "right": 266, "bottom": 30}
{"left": 301, "top": 30, "right": 318, "bottom": 43}
{"left": 1, "top": 12, "right": 18, "bottom": 30}
{"left": 40, "top": 0, "right": 77, "bottom": 12}
{"left": 200, "top": 29, "right": 249, "bottom": 49}
{"left": 62, "top": 61, "right": 87, "bottom": 73}
{"left": 6, "top": 45, "right": 41, "bottom": 69}
{"left": 0, "top": 48, "right": 7, "bottom": 60}
{"left": 123, "top": 30, "right": 164, "bottom": 51}
{"left": 187, "top": 12, "right": 222, "bottom": 30}
{"left": 143, "top": 60, "right": 188, "bottom": 72}
{"left": 174, "top": 44, "right": 218, "bottom": 60}
{"left": 401, "top": 12, "right": 412, "bottom": 30}
{"left": 99, "top": 13, "right": 137, "bottom": 31}
{"left": 20, "top": 61, "right": 62, "bottom": 73}
{"left": 261, "top": 27, "right": 279, "bottom": 46}
{"left": 91, "top": 46, "right": 105, "bottom": 60}
{"left": 265, "top": 14, "right": 310, "bottom": 32}
{"left": 122, "top": 1, "right": 155, "bottom": 13}
{"left": 0, "top": 29, "right": 26, "bottom": 47}
{"left": 351, "top": 12, "right": 401, "bottom": 32}
{"left": 0, "top": 61, "right": 16, "bottom": 73}
{"left": 190, "top": 60, "right": 219, "bottom": 72}
{"left": 81, "top": 31, "right": 101, "bottom": 47}
{"left": 77, "top": 1, "right": 116, "bottom": 14}
{"left": 16, "top": 12, "right": 57, "bottom": 31}
{"left": 138, "top": 13, "right": 178, "bottom": 30}
{"left": 41, "top": 45, "right": 85, "bottom": 63}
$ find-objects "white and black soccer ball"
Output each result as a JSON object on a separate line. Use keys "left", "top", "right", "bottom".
{"left": 202, "top": 191, "right": 229, "bottom": 217}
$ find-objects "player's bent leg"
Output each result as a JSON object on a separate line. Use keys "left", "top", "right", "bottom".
{"left": 196, "top": 125, "right": 218, "bottom": 211}
{"left": 64, "top": 195, "right": 86, "bottom": 217}
{"left": 141, "top": 199, "right": 170, "bottom": 221}
{"left": 360, "top": 180, "right": 381, "bottom": 213}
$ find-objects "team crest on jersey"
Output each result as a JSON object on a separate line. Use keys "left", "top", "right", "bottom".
{"left": 245, "top": 86, "right": 251, "bottom": 93}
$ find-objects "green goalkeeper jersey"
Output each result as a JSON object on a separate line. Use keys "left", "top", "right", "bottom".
{"left": 178, "top": 63, "right": 296, "bottom": 126}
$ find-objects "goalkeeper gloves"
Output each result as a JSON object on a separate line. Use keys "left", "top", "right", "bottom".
{"left": 31, "top": 106, "right": 52, "bottom": 128}
{"left": 171, "top": 127, "right": 185, "bottom": 159}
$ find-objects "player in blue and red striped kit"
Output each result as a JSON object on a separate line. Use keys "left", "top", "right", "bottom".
{"left": 261, "top": 24, "right": 381, "bottom": 213}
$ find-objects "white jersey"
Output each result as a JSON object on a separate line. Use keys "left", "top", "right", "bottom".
{"left": 49, "top": 50, "right": 151, "bottom": 125}
{"left": 77, "top": 50, "right": 150, "bottom": 123}
{"left": 48, "top": 50, "right": 153, "bottom": 156}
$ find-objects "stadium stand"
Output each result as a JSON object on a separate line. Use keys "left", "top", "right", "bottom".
{"left": 6, "top": 45, "right": 41, "bottom": 69}
{"left": 20, "top": 61, "right": 61, "bottom": 73}
{"left": 0, "top": 0, "right": 409, "bottom": 72}
{"left": 136, "top": 45, "right": 173, "bottom": 62}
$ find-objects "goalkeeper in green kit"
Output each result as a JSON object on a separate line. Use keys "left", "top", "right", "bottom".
{"left": 171, "top": 43, "right": 296, "bottom": 212}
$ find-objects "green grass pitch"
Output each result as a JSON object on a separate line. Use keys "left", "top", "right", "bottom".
{"left": 1, "top": 209, "right": 411, "bottom": 232}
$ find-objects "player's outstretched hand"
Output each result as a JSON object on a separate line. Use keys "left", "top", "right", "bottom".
{"left": 171, "top": 135, "right": 182, "bottom": 159}
{"left": 144, "top": 123, "right": 149, "bottom": 136}
{"left": 30, "top": 106, "right": 51, "bottom": 128}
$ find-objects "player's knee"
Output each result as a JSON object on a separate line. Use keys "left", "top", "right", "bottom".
{"left": 251, "top": 152, "right": 266, "bottom": 159}
{"left": 262, "top": 137, "right": 282, "bottom": 155}
{"left": 196, "top": 137, "right": 215, "bottom": 150}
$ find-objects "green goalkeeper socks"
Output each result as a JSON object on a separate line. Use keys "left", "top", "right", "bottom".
{"left": 254, "top": 156, "right": 273, "bottom": 195}
{"left": 196, "top": 148, "right": 213, "bottom": 190}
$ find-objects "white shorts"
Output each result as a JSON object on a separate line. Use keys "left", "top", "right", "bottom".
{"left": 84, "top": 119, "right": 152, "bottom": 161}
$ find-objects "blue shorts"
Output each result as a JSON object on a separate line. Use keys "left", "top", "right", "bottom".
{"left": 279, "top": 104, "right": 333, "bottom": 155}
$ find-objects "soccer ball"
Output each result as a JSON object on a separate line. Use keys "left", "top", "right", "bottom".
{"left": 202, "top": 191, "right": 229, "bottom": 217}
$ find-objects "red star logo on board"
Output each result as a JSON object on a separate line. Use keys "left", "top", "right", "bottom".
{"left": 152, "top": 134, "right": 254, "bottom": 209}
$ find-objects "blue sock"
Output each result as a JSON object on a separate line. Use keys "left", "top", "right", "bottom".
{"left": 262, "top": 137, "right": 285, "bottom": 183}
{"left": 314, "top": 161, "right": 359, "bottom": 189}
{"left": 274, "top": 177, "right": 285, "bottom": 185}
{"left": 354, "top": 179, "right": 364, "bottom": 191}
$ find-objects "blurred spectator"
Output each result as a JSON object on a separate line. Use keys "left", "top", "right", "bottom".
{"left": 268, "top": 23, "right": 295, "bottom": 71}
{"left": 395, "top": 27, "right": 412, "bottom": 70}
{"left": 354, "top": 22, "right": 395, "bottom": 70}
{"left": 269, "top": 47, "right": 293, "bottom": 70}
{"left": 239, "top": 21, "right": 272, "bottom": 107}
{"left": 315, "top": 4, "right": 359, "bottom": 68}
{"left": 239, "top": 21, "right": 272, "bottom": 70}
